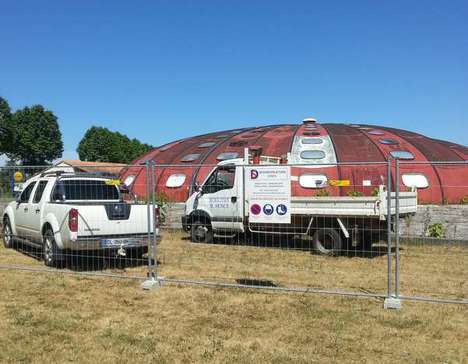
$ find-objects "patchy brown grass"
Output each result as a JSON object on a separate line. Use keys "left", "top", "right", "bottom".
{"left": 0, "top": 233, "right": 467, "bottom": 363}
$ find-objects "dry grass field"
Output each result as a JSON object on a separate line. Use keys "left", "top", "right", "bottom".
{"left": 0, "top": 232, "right": 467, "bottom": 363}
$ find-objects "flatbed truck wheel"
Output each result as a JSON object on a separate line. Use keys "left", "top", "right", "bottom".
{"left": 191, "top": 220, "right": 213, "bottom": 244}
{"left": 312, "top": 228, "right": 343, "bottom": 256}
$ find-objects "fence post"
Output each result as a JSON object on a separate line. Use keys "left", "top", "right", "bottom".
{"left": 394, "top": 158, "right": 401, "bottom": 300}
{"left": 386, "top": 158, "right": 393, "bottom": 298}
{"left": 384, "top": 157, "right": 401, "bottom": 309}
{"left": 141, "top": 161, "right": 161, "bottom": 290}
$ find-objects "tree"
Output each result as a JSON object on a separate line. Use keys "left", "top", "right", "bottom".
{"left": 77, "top": 126, "right": 153, "bottom": 164}
{"left": 6, "top": 105, "right": 63, "bottom": 165}
{"left": 0, "top": 97, "right": 14, "bottom": 153}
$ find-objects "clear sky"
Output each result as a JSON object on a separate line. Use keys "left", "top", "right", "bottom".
{"left": 1, "top": 0, "right": 467, "bottom": 160}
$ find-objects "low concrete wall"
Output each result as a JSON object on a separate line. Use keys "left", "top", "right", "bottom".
{"left": 162, "top": 203, "right": 468, "bottom": 241}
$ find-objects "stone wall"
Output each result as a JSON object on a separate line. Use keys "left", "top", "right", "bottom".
{"left": 399, "top": 205, "right": 468, "bottom": 241}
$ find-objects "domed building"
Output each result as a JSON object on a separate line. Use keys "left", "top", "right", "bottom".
{"left": 120, "top": 119, "right": 468, "bottom": 204}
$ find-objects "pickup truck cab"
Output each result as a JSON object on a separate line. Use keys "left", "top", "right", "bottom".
{"left": 2, "top": 171, "right": 156, "bottom": 266}
{"left": 182, "top": 158, "right": 418, "bottom": 255}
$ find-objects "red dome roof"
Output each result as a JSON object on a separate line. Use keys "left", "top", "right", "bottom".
{"left": 120, "top": 122, "right": 468, "bottom": 204}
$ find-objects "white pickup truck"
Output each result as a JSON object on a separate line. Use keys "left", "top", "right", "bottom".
{"left": 2, "top": 171, "right": 157, "bottom": 266}
{"left": 182, "top": 158, "right": 418, "bottom": 255}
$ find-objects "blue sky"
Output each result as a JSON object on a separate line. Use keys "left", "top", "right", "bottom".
{"left": 1, "top": 0, "right": 467, "bottom": 160}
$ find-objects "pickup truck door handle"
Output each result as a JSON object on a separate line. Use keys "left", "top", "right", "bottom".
{"left": 23, "top": 207, "right": 28, "bottom": 212}
{"left": 231, "top": 196, "right": 237, "bottom": 203}
{"left": 35, "top": 209, "right": 40, "bottom": 213}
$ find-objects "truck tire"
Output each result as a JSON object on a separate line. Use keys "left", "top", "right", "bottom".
{"left": 312, "top": 228, "right": 342, "bottom": 256}
{"left": 191, "top": 220, "right": 213, "bottom": 244}
{"left": 2, "top": 217, "right": 14, "bottom": 249}
{"left": 43, "top": 228, "right": 62, "bottom": 267}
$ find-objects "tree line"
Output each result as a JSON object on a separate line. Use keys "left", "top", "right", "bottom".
{"left": 0, "top": 97, "right": 152, "bottom": 165}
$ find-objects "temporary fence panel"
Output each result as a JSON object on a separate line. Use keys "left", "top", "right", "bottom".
{"left": 395, "top": 160, "right": 468, "bottom": 304}
{"left": 154, "top": 161, "right": 400, "bottom": 299}
{"left": 0, "top": 164, "right": 156, "bottom": 280}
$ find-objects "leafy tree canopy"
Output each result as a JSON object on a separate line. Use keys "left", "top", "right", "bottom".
{"left": 0, "top": 97, "right": 13, "bottom": 152}
{"left": 0, "top": 98, "right": 63, "bottom": 165}
{"left": 77, "top": 126, "right": 153, "bottom": 164}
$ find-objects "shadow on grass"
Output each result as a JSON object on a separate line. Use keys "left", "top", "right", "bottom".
{"left": 183, "top": 233, "right": 395, "bottom": 259}
{"left": 8, "top": 241, "right": 149, "bottom": 272}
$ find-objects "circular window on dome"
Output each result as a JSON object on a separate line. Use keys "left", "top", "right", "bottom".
{"left": 379, "top": 138, "right": 399, "bottom": 145}
{"left": 181, "top": 153, "right": 200, "bottom": 162}
{"left": 368, "top": 130, "right": 384, "bottom": 135}
{"left": 390, "top": 150, "right": 414, "bottom": 160}
{"left": 166, "top": 174, "right": 186, "bottom": 188}
{"left": 300, "top": 150, "right": 326, "bottom": 160}
{"left": 198, "top": 142, "right": 216, "bottom": 148}
{"left": 301, "top": 138, "right": 323, "bottom": 145}
{"left": 217, "top": 152, "right": 239, "bottom": 161}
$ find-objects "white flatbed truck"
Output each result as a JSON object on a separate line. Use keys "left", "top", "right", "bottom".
{"left": 182, "top": 158, "right": 417, "bottom": 255}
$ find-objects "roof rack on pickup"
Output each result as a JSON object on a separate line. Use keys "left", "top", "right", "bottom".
{"left": 39, "top": 171, "right": 116, "bottom": 178}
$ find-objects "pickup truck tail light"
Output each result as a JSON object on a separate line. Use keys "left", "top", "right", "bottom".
{"left": 69, "top": 208, "right": 79, "bottom": 232}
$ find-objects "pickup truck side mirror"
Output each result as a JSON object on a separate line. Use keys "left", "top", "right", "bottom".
{"left": 194, "top": 183, "right": 202, "bottom": 193}
{"left": 15, "top": 195, "right": 21, "bottom": 204}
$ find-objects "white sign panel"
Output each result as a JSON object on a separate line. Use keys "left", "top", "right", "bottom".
{"left": 246, "top": 166, "right": 291, "bottom": 224}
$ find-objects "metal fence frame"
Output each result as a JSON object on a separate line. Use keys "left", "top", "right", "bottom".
{"left": 0, "top": 160, "right": 466, "bottom": 308}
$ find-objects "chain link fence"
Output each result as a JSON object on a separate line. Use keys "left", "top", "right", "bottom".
{"left": 0, "top": 160, "right": 466, "bottom": 307}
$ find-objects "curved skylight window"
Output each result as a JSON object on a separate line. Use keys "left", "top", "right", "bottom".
{"left": 368, "top": 130, "right": 384, "bottom": 135}
{"left": 379, "top": 138, "right": 399, "bottom": 145}
{"left": 303, "top": 131, "right": 321, "bottom": 136}
{"left": 181, "top": 154, "right": 200, "bottom": 162}
{"left": 229, "top": 141, "right": 248, "bottom": 147}
{"left": 198, "top": 142, "right": 216, "bottom": 148}
{"left": 390, "top": 150, "right": 415, "bottom": 160}
{"left": 216, "top": 152, "right": 239, "bottom": 161}
{"left": 216, "top": 134, "right": 230, "bottom": 139}
{"left": 300, "top": 150, "right": 326, "bottom": 160}
{"left": 160, "top": 142, "right": 177, "bottom": 151}
{"left": 166, "top": 174, "right": 186, "bottom": 188}
{"left": 301, "top": 138, "right": 324, "bottom": 145}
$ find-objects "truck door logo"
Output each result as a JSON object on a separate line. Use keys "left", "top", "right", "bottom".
{"left": 250, "top": 170, "right": 259, "bottom": 180}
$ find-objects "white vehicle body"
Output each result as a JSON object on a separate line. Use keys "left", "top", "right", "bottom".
{"left": 182, "top": 158, "right": 418, "bottom": 252}
{"left": 2, "top": 172, "right": 156, "bottom": 264}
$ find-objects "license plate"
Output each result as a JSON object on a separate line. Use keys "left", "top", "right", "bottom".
{"left": 101, "top": 239, "right": 135, "bottom": 247}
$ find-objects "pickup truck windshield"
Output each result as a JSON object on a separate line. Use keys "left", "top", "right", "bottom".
{"left": 52, "top": 179, "right": 120, "bottom": 201}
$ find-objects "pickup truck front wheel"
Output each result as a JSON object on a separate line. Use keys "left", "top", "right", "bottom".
{"left": 191, "top": 220, "right": 213, "bottom": 244}
{"left": 2, "top": 217, "right": 14, "bottom": 248}
{"left": 43, "top": 229, "right": 62, "bottom": 267}
{"left": 312, "top": 228, "right": 342, "bottom": 256}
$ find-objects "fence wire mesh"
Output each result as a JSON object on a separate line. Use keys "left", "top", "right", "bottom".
{"left": 0, "top": 160, "right": 466, "bottom": 306}
{"left": 0, "top": 164, "right": 155, "bottom": 280}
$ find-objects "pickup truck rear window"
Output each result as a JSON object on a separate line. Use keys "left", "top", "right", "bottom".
{"left": 52, "top": 180, "right": 120, "bottom": 201}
